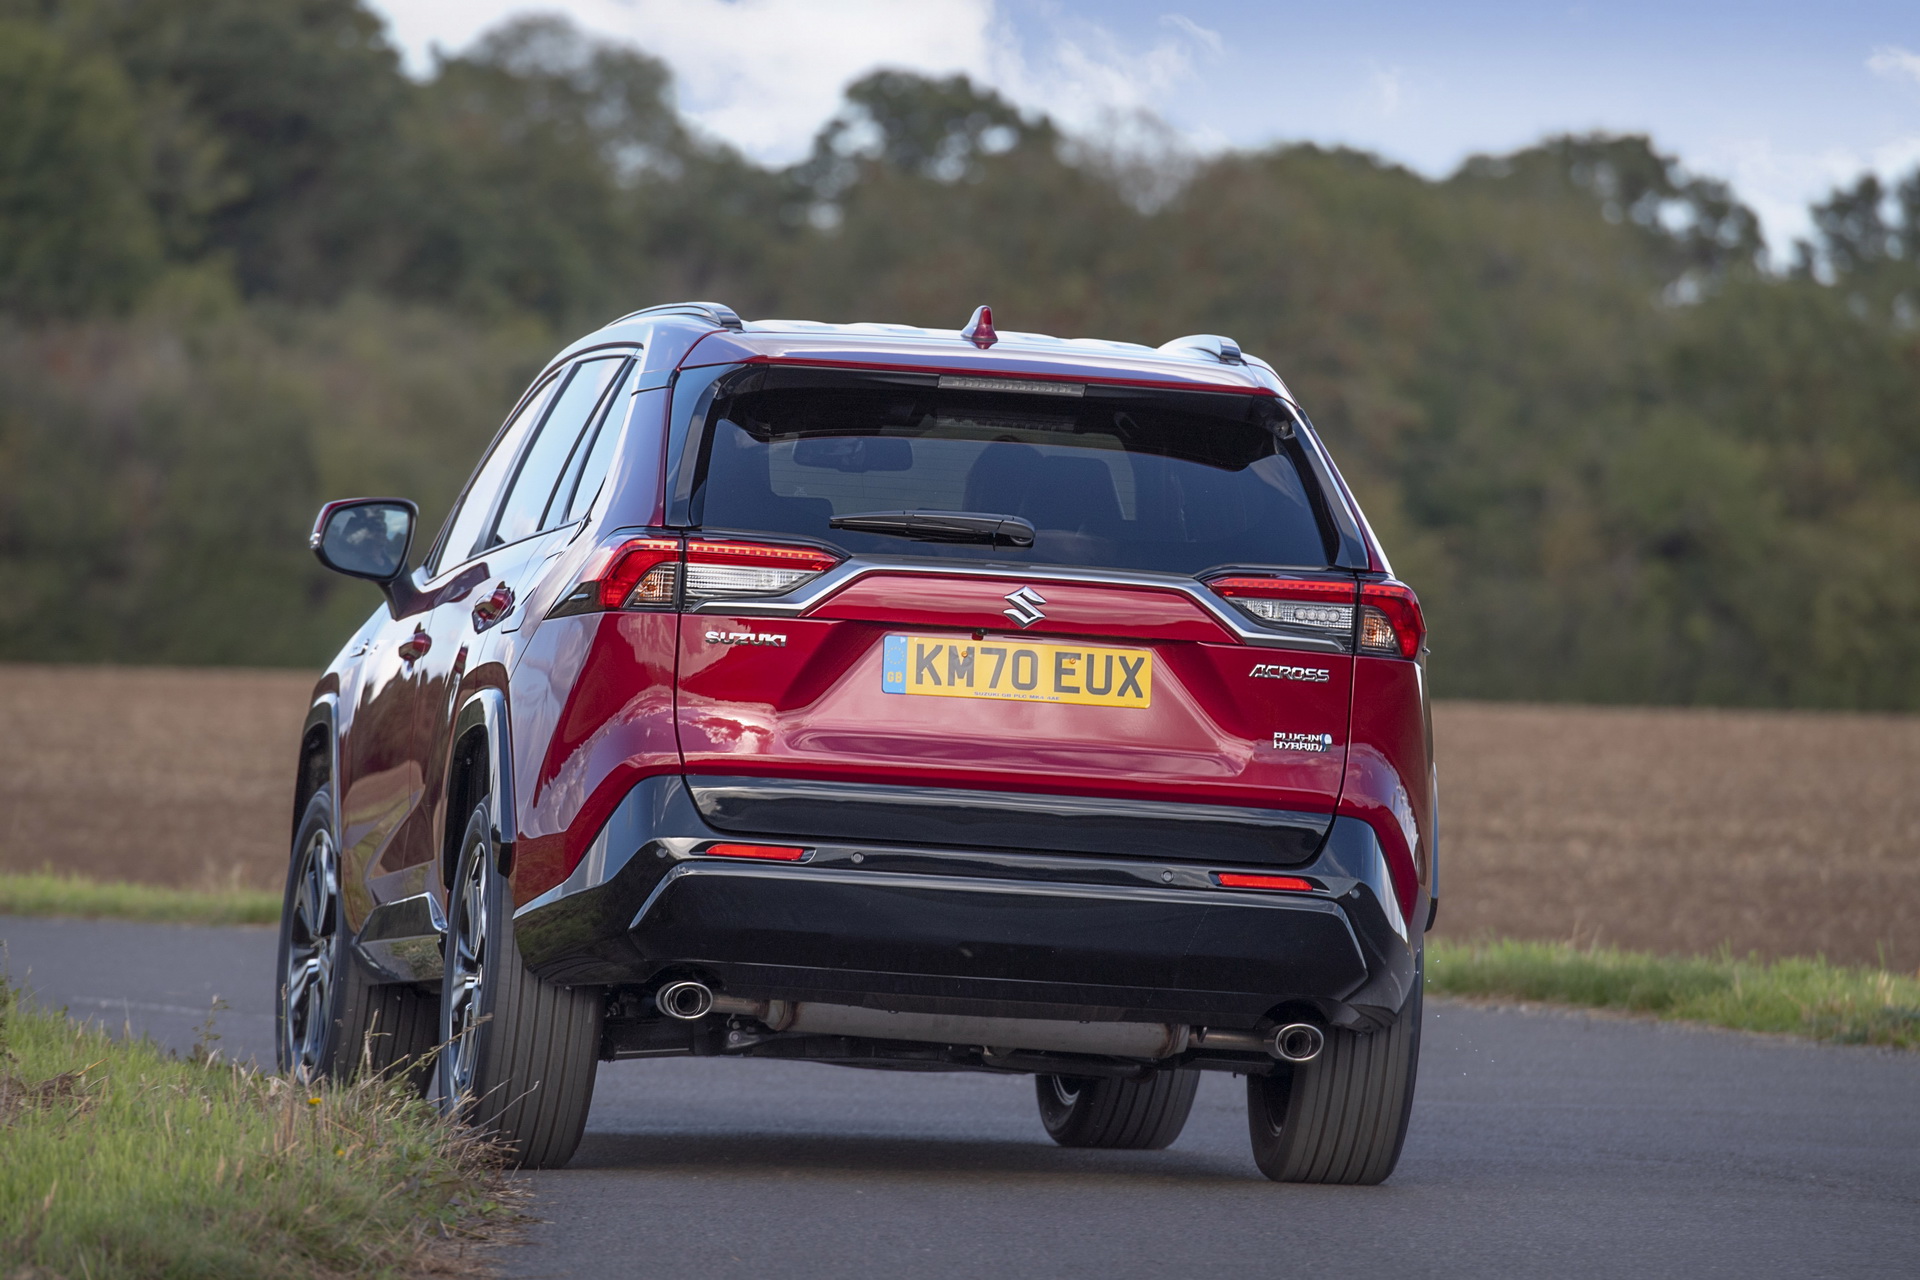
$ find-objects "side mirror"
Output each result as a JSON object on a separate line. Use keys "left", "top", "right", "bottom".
{"left": 311, "top": 498, "right": 417, "bottom": 582}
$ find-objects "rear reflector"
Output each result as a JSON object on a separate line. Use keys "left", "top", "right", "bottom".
{"left": 1215, "top": 872, "right": 1316, "bottom": 893}
{"left": 1358, "top": 582, "right": 1425, "bottom": 659}
{"left": 684, "top": 539, "right": 841, "bottom": 602}
{"left": 701, "top": 842, "right": 809, "bottom": 862}
{"left": 1207, "top": 577, "right": 1356, "bottom": 632}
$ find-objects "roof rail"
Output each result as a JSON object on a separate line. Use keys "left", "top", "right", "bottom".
{"left": 608, "top": 301, "right": 745, "bottom": 331}
{"left": 1158, "top": 333, "right": 1245, "bottom": 365}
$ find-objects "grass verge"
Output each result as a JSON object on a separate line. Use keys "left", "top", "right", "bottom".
{"left": 0, "top": 871, "right": 279, "bottom": 926}
{"left": 1428, "top": 937, "right": 1920, "bottom": 1048}
{"left": 0, "top": 982, "right": 513, "bottom": 1278}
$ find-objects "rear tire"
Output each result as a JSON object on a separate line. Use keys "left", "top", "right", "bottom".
{"left": 1035, "top": 1068, "right": 1200, "bottom": 1150}
{"left": 276, "top": 787, "right": 437, "bottom": 1085}
{"left": 1246, "top": 967, "right": 1422, "bottom": 1184}
{"left": 438, "top": 799, "right": 601, "bottom": 1169}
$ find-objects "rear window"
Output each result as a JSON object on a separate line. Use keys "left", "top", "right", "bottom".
{"left": 688, "top": 374, "right": 1333, "bottom": 576}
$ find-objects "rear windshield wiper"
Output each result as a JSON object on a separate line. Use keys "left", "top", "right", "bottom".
{"left": 828, "top": 510, "right": 1036, "bottom": 547}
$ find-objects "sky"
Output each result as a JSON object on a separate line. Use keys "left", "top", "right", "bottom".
{"left": 365, "top": 0, "right": 1920, "bottom": 253}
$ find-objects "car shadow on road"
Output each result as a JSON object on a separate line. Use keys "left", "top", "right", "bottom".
{"left": 558, "top": 1129, "right": 1263, "bottom": 1185}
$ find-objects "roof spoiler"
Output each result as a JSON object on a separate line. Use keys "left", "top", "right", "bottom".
{"left": 1158, "top": 333, "right": 1245, "bottom": 365}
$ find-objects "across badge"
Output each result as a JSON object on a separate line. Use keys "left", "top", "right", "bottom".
{"left": 882, "top": 634, "right": 1152, "bottom": 708}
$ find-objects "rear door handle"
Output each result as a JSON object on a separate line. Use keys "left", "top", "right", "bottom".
{"left": 397, "top": 628, "right": 431, "bottom": 663}
{"left": 472, "top": 582, "right": 515, "bottom": 632}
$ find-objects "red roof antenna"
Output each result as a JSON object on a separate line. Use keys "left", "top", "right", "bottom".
{"left": 960, "top": 305, "right": 997, "bottom": 349}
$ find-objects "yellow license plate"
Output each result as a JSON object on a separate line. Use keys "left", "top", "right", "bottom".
{"left": 881, "top": 634, "right": 1152, "bottom": 708}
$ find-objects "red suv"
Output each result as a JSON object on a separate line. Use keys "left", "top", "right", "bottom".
{"left": 280, "top": 302, "right": 1434, "bottom": 1183}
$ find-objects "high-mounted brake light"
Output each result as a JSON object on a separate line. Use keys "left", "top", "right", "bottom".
{"left": 683, "top": 539, "right": 840, "bottom": 603}
{"left": 1208, "top": 577, "right": 1356, "bottom": 632}
{"left": 1358, "top": 582, "right": 1424, "bottom": 659}
{"left": 1215, "top": 873, "right": 1316, "bottom": 893}
{"left": 700, "top": 842, "right": 809, "bottom": 862}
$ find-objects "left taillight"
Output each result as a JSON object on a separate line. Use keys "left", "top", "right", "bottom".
{"left": 556, "top": 535, "right": 843, "bottom": 615}
{"left": 591, "top": 537, "right": 682, "bottom": 609}
{"left": 683, "top": 539, "right": 840, "bottom": 603}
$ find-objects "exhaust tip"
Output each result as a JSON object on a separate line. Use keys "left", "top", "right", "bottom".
{"left": 1271, "top": 1022, "right": 1325, "bottom": 1063}
{"left": 656, "top": 980, "right": 715, "bottom": 1021}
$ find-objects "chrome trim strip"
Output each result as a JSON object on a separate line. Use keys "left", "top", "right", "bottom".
{"left": 684, "top": 555, "right": 1353, "bottom": 653}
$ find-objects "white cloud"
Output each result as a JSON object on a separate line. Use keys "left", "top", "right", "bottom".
{"left": 619, "top": 0, "right": 997, "bottom": 160}
{"left": 368, "top": 0, "right": 1220, "bottom": 165}
{"left": 1867, "top": 45, "right": 1920, "bottom": 86}
{"left": 1369, "top": 64, "right": 1406, "bottom": 118}
{"left": 1699, "top": 133, "right": 1920, "bottom": 259}
{"left": 1160, "top": 14, "right": 1224, "bottom": 58}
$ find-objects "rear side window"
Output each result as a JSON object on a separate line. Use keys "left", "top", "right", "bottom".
{"left": 489, "top": 356, "right": 627, "bottom": 548}
{"left": 556, "top": 361, "right": 639, "bottom": 524}
{"left": 690, "top": 375, "right": 1332, "bottom": 575}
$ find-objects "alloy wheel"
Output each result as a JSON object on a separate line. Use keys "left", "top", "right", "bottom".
{"left": 282, "top": 824, "right": 339, "bottom": 1079}
{"left": 445, "top": 844, "right": 490, "bottom": 1100}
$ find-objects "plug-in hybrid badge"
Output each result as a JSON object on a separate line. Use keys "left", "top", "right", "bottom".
{"left": 1003, "top": 586, "right": 1047, "bottom": 628}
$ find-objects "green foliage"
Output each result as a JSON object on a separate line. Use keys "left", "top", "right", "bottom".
{"left": 2, "top": 3, "right": 1920, "bottom": 704}
{"left": 1427, "top": 938, "right": 1920, "bottom": 1049}
{"left": 0, "top": 871, "right": 279, "bottom": 924}
{"left": 0, "top": 981, "right": 512, "bottom": 1277}
{"left": 0, "top": 298, "right": 553, "bottom": 663}
{"left": 0, "top": 19, "right": 163, "bottom": 315}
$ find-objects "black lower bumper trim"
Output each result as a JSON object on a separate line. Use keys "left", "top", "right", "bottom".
{"left": 515, "top": 775, "right": 1419, "bottom": 1030}
{"left": 688, "top": 774, "right": 1331, "bottom": 864}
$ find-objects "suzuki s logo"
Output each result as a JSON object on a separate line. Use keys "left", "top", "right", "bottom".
{"left": 1002, "top": 586, "right": 1047, "bottom": 628}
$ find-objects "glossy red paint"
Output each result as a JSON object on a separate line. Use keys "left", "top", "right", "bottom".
{"left": 673, "top": 599, "right": 1353, "bottom": 814}
{"left": 508, "top": 610, "right": 681, "bottom": 906}
{"left": 1338, "top": 654, "right": 1433, "bottom": 922}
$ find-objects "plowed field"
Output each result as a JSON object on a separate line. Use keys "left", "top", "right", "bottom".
{"left": 2, "top": 665, "right": 1915, "bottom": 968}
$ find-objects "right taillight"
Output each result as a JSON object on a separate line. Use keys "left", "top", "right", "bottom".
{"left": 1358, "top": 582, "right": 1424, "bottom": 658}
{"left": 1208, "top": 577, "right": 1356, "bottom": 634}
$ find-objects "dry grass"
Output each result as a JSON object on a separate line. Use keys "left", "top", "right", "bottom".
{"left": 1, "top": 664, "right": 1916, "bottom": 969}
{"left": 1433, "top": 702, "right": 1920, "bottom": 970}
{"left": 0, "top": 664, "right": 313, "bottom": 893}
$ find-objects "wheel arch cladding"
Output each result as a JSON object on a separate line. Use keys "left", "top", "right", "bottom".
{"left": 446, "top": 689, "right": 517, "bottom": 884}
{"left": 293, "top": 698, "right": 335, "bottom": 842}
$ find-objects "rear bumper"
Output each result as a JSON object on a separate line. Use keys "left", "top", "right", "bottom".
{"left": 514, "top": 776, "right": 1418, "bottom": 1031}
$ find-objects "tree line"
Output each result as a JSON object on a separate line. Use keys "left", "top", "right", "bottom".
{"left": 4, "top": 0, "right": 1920, "bottom": 708}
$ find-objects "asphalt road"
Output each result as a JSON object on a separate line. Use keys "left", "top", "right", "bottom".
{"left": 5, "top": 914, "right": 1918, "bottom": 1279}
